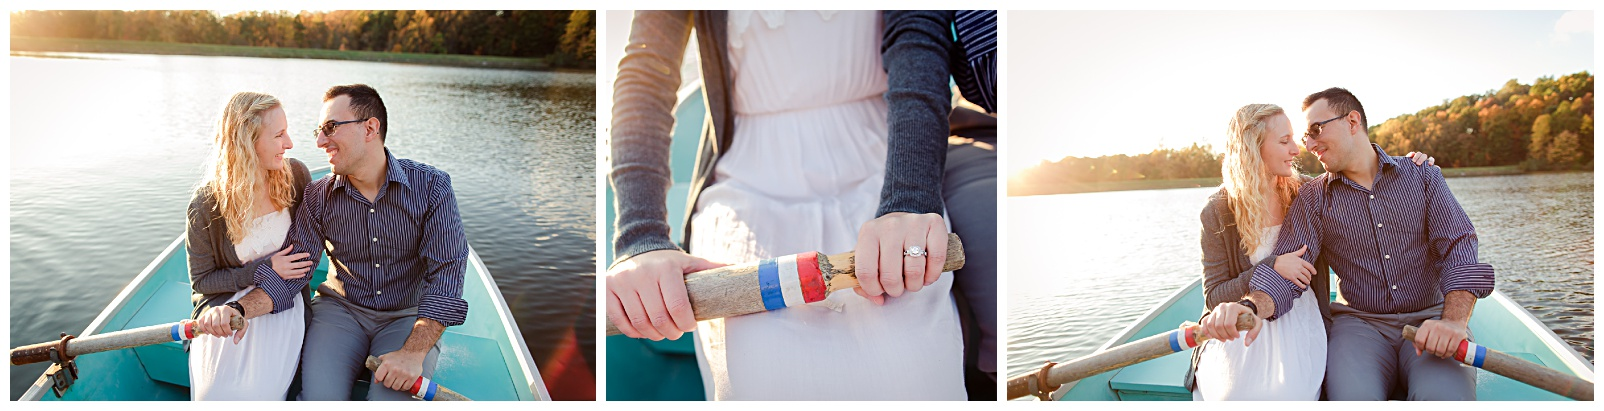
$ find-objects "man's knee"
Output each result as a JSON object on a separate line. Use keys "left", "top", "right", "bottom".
{"left": 1405, "top": 356, "right": 1476, "bottom": 401}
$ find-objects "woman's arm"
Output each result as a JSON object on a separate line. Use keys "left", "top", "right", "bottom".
{"left": 186, "top": 189, "right": 264, "bottom": 295}
{"left": 1200, "top": 198, "right": 1257, "bottom": 310}
{"left": 877, "top": 10, "right": 953, "bottom": 218}
{"left": 610, "top": 10, "right": 695, "bottom": 266}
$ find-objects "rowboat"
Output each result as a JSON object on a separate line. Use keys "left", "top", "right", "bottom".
{"left": 1048, "top": 277, "right": 1594, "bottom": 401}
{"left": 602, "top": 79, "right": 709, "bottom": 400}
{"left": 20, "top": 166, "right": 552, "bottom": 401}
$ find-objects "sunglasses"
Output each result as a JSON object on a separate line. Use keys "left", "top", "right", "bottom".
{"left": 311, "top": 118, "right": 365, "bottom": 138}
{"left": 1303, "top": 114, "right": 1346, "bottom": 141}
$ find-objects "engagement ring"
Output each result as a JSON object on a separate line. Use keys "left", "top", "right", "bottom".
{"left": 904, "top": 245, "right": 926, "bottom": 257}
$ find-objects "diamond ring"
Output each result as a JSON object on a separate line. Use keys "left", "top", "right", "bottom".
{"left": 904, "top": 245, "right": 926, "bottom": 257}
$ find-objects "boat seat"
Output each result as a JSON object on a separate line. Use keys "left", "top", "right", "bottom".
{"left": 1108, "top": 351, "right": 1193, "bottom": 401}
{"left": 128, "top": 279, "right": 199, "bottom": 388}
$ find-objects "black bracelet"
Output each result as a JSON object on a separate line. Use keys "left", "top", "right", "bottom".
{"left": 226, "top": 301, "right": 246, "bottom": 317}
{"left": 1236, "top": 298, "right": 1259, "bottom": 316}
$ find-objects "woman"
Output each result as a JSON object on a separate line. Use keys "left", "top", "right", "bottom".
{"left": 185, "top": 91, "right": 314, "bottom": 400}
{"left": 608, "top": 11, "right": 964, "bottom": 399}
{"left": 1191, "top": 104, "right": 1430, "bottom": 400}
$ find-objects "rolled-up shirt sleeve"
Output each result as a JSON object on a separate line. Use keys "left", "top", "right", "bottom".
{"left": 1422, "top": 166, "right": 1495, "bottom": 297}
{"left": 416, "top": 172, "right": 469, "bottom": 327}
{"left": 1249, "top": 184, "right": 1323, "bottom": 320}
{"left": 252, "top": 180, "right": 325, "bottom": 314}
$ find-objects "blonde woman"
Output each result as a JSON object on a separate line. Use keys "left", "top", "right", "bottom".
{"left": 1190, "top": 104, "right": 1430, "bottom": 400}
{"left": 185, "top": 92, "right": 314, "bottom": 400}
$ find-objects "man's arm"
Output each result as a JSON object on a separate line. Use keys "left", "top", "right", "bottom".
{"left": 1414, "top": 166, "right": 1494, "bottom": 357}
{"left": 251, "top": 180, "right": 326, "bottom": 313}
{"left": 1247, "top": 183, "right": 1323, "bottom": 320}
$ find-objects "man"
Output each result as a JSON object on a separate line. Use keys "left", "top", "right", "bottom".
{"left": 263, "top": 84, "right": 469, "bottom": 400}
{"left": 1226, "top": 87, "right": 1496, "bottom": 400}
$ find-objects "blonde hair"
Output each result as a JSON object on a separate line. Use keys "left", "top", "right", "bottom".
{"left": 207, "top": 92, "right": 296, "bottom": 244}
{"left": 1221, "top": 103, "right": 1300, "bottom": 253}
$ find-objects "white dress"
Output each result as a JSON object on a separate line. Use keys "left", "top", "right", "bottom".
{"left": 1193, "top": 224, "right": 1327, "bottom": 400}
{"left": 189, "top": 209, "right": 306, "bottom": 400}
{"left": 686, "top": 10, "right": 965, "bottom": 400}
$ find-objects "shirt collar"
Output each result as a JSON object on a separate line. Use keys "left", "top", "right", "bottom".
{"left": 333, "top": 148, "right": 411, "bottom": 192}
{"left": 1326, "top": 143, "right": 1396, "bottom": 189}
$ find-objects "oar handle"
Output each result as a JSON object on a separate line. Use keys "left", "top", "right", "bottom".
{"left": 364, "top": 355, "right": 472, "bottom": 401}
{"left": 1005, "top": 312, "right": 1255, "bottom": 400}
{"left": 605, "top": 234, "right": 965, "bottom": 336}
{"left": 1401, "top": 325, "right": 1593, "bottom": 401}
{"left": 11, "top": 317, "right": 244, "bottom": 366}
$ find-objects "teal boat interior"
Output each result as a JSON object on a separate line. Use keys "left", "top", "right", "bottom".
{"left": 1053, "top": 277, "right": 1595, "bottom": 401}
{"left": 603, "top": 81, "right": 709, "bottom": 401}
{"left": 23, "top": 167, "right": 549, "bottom": 401}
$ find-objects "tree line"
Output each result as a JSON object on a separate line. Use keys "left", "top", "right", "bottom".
{"left": 1013, "top": 71, "right": 1593, "bottom": 193}
{"left": 9, "top": 10, "right": 596, "bottom": 68}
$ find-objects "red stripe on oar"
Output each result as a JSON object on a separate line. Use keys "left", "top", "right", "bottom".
{"left": 184, "top": 321, "right": 197, "bottom": 340}
{"left": 1454, "top": 340, "right": 1470, "bottom": 363}
{"left": 411, "top": 376, "right": 426, "bottom": 396}
{"left": 1184, "top": 326, "right": 1198, "bottom": 348}
{"left": 796, "top": 252, "right": 828, "bottom": 303}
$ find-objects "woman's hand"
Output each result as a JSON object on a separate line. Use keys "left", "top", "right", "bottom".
{"left": 197, "top": 304, "right": 248, "bottom": 344}
{"left": 1201, "top": 302, "right": 1263, "bottom": 346}
{"left": 270, "top": 246, "right": 313, "bottom": 280}
{"left": 1274, "top": 245, "right": 1314, "bottom": 289}
{"left": 1404, "top": 151, "right": 1436, "bottom": 166}
{"left": 606, "top": 250, "right": 728, "bottom": 341}
{"left": 852, "top": 212, "right": 948, "bottom": 305}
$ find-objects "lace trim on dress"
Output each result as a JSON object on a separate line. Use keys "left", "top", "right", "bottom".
{"left": 728, "top": 10, "right": 840, "bottom": 49}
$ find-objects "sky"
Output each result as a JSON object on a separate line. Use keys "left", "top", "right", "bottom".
{"left": 1008, "top": 10, "right": 1595, "bottom": 176}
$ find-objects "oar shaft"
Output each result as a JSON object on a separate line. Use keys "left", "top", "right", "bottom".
{"left": 1402, "top": 325, "right": 1593, "bottom": 401}
{"left": 1006, "top": 313, "right": 1254, "bottom": 400}
{"left": 605, "top": 234, "right": 965, "bottom": 336}
{"left": 11, "top": 317, "right": 243, "bottom": 366}
{"left": 364, "top": 355, "right": 471, "bottom": 401}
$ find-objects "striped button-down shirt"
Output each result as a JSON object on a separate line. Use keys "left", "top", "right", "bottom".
{"left": 1250, "top": 145, "right": 1495, "bottom": 320}
{"left": 253, "top": 149, "right": 469, "bottom": 326}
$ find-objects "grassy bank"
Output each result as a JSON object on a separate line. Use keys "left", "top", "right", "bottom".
{"left": 1011, "top": 165, "right": 1557, "bottom": 196}
{"left": 10, "top": 36, "right": 567, "bottom": 71}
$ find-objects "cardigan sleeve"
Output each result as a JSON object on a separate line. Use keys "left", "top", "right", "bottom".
{"left": 609, "top": 11, "right": 696, "bottom": 267}
{"left": 1199, "top": 194, "right": 1261, "bottom": 310}
{"left": 186, "top": 187, "right": 267, "bottom": 295}
{"left": 877, "top": 10, "right": 954, "bottom": 217}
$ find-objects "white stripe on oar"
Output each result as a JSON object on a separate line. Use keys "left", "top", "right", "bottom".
{"left": 777, "top": 254, "right": 805, "bottom": 307}
{"left": 364, "top": 355, "right": 472, "bottom": 401}
{"left": 1402, "top": 325, "right": 1593, "bottom": 401}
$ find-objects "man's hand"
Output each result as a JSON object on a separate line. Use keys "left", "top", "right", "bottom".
{"left": 374, "top": 349, "right": 429, "bottom": 393}
{"left": 1200, "top": 302, "right": 1263, "bottom": 346}
{"left": 1413, "top": 318, "right": 1470, "bottom": 359}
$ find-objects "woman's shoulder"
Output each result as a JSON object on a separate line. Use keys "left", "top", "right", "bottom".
{"left": 1201, "top": 186, "right": 1231, "bottom": 214}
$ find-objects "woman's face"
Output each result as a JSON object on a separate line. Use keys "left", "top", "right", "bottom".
{"left": 254, "top": 106, "right": 291, "bottom": 171}
{"left": 1259, "top": 113, "right": 1298, "bottom": 178}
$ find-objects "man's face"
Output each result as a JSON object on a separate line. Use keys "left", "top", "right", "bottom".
{"left": 316, "top": 95, "right": 367, "bottom": 176}
{"left": 1301, "top": 99, "right": 1354, "bottom": 173}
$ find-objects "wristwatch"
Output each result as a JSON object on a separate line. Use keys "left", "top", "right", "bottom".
{"left": 226, "top": 301, "right": 246, "bottom": 317}
{"left": 1236, "top": 298, "right": 1259, "bottom": 316}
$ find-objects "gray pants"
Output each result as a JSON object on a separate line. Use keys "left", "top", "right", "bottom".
{"left": 297, "top": 289, "right": 440, "bottom": 401}
{"left": 1324, "top": 303, "right": 1476, "bottom": 400}
{"left": 945, "top": 138, "right": 997, "bottom": 379}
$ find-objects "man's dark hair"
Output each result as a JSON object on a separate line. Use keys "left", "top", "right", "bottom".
{"left": 324, "top": 84, "right": 388, "bottom": 141}
{"left": 1303, "top": 87, "right": 1368, "bottom": 130}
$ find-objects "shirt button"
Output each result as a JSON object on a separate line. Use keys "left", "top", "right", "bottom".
{"left": 376, "top": 290, "right": 383, "bottom": 295}
{"left": 1369, "top": 195, "right": 1375, "bottom": 199}
{"left": 374, "top": 263, "right": 381, "bottom": 268}
{"left": 1384, "top": 254, "right": 1391, "bottom": 259}
{"left": 372, "top": 237, "right": 378, "bottom": 242}
{"left": 1376, "top": 223, "right": 1383, "bottom": 228}
{"left": 369, "top": 208, "right": 375, "bottom": 213}
{"left": 1391, "top": 285, "right": 1398, "bottom": 290}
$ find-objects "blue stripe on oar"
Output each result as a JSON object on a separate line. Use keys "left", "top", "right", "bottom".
{"left": 1168, "top": 330, "right": 1184, "bottom": 352}
{"left": 170, "top": 323, "right": 183, "bottom": 341}
{"left": 1471, "top": 343, "right": 1487, "bottom": 368}
{"left": 757, "top": 259, "right": 785, "bottom": 311}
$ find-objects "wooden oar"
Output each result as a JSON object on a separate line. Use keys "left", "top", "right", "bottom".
{"left": 605, "top": 233, "right": 966, "bottom": 336}
{"left": 11, "top": 317, "right": 244, "bottom": 366}
{"left": 1005, "top": 312, "right": 1255, "bottom": 400}
{"left": 364, "top": 355, "right": 472, "bottom": 401}
{"left": 1402, "top": 325, "right": 1593, "bottom": 401}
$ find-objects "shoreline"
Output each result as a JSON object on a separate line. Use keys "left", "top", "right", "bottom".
{"left": 10, "top": 36, "right": 591, "bottom": 72}
{"left": 1009, "top": 165, "right": 1578, "bottom": 196}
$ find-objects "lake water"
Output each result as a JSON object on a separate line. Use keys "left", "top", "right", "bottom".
{"left": 1006, "top": 172, "right": 1594, "bottom": 378}
{"left": 8, "top": 53, "right": 596, "bottom": 400}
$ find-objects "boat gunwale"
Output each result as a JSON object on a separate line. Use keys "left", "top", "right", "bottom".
{"left": 1488, "top": 291, "right": 1595, "bottom": 377}
{"left": 466, "top": 246, "right": 551, "bottom": 400}
{"left": 20, "top": 234, "right": 188, "bottom": 401}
